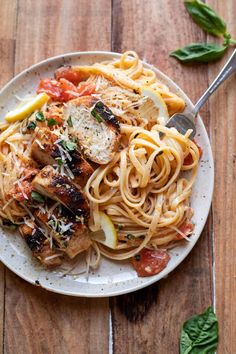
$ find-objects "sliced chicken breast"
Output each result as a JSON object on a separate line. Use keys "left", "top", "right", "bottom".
{"left": 31, "top": 128, "right": 94, "bottom": 187}
{"left": 35, "top": 207, "right": 91, "bottom": 259}
{"left": 19, "top": 223, "right": 62, "bottom": 268}
{"left": 65, "top": 97, "right": 120, "bottom": 164}
{"left": 32, "top": 165, "right": 90, "bottom": 222}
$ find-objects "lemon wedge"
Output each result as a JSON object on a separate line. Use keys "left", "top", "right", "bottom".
{"left": 97, "top": 212, "right": 118, "bottom": 249}
{"left": 140, "top": 86, "right": 169, "bottom": 122}
{"left": 5, "top": 93, "right": 50, "bottom": 123}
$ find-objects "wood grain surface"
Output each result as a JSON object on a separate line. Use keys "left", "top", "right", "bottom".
{"left": 4, "top": 1, "right": 111, "bottom": 354}
{"left": 207, "top": 1, "right": 236, "bottom": 353}
{"left": 111, "top": 1, "right": 213, "bottom": 353}
{"left": 0, "top": 0, "right": 235, "bottom": 353}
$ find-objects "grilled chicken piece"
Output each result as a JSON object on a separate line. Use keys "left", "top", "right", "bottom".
{"left": 65, "top": 97, "right": 121, "bottom": 164}
{"left": 19, "top": 224, "right": 62, "bottom": 267}
{"left": 31, "top": 128, "right": 94, "bottom": 187}
{"left": 32, "top": 165, "right": 90, "bottom": 222}
{"left": 35, "top": 207, "right": 91, "bottom": 259}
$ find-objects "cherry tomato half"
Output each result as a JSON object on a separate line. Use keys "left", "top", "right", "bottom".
{"left": 132, "top": 248, "right": 170, "bottom": 277}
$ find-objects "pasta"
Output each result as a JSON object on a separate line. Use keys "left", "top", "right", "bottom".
{"left": 0, "top": 51, "right": 201, "bottom": 276}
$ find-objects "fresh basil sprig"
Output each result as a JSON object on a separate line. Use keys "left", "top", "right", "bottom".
{"left": 184, "top": 0, "right": 226, "bottom": 37}
{"left": 170, "top": 43, "right": 227, "bottom": 63}
{"left": 170, "top": 0, "right": 236, "bottom": 64}
{"left": 180, "top": 307, "right": 219, "bottom": 354}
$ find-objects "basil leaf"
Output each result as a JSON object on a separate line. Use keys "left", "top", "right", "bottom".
{"left": 35, "top": 111, "right": 45, "bottom": 122}
{"left": 180, "top": 307, "right": 219, "bottom": 354}
{"left": 47, "top": 118, "right": 57, "bottom": 127}
{"left": 31, "top": 191, "right": 45, "bottom": 203}
{"left": 27, "top": 121, "right": 37, "bottom": 130}
{"left": 223, "top": 33, "right": 236, "bottom": 46}
{"left": 184, "top": 0, "right": 226, "bottom": 37}
{"left": 170, "top": 43, "right": 227, "bottom": 63}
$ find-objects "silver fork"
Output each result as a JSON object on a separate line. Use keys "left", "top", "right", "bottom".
{"left": 165, "top": 49, "right": 236, "bottom": 139}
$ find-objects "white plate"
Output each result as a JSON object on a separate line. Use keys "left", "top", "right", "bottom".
{"left": 0, "top": 52, "right": 214, "bottom": 297}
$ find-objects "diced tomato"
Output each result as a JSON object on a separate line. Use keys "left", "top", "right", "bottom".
{"left": 78, "top": 82, "right": 96, "bottom": 96}
{"left": 132, "top": 248, "right": 170, "bottom": 277}
{"left": 184, "top": 140, "right": 203, "bottom": 165}
{"left": 175, "top": 220, "right": 194, "bottom": 240}
{"left": 37, "top": 78, "right": 96, "bottom": 102}
{"left": 37, "top": 78, "right": 62, "bottom": 101}
{"left": 55, "top": 66, "right": 83, "bottom": 85}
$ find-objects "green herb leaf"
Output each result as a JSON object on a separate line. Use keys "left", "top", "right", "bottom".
{"left": 27, "top": 121, "right": 37, "bottom": 130}
{"left": 35, "top": 111, "right": 45, "bottom": 122}
{"left": 31, "top": 191, "right": 45, "bottom": 203}
{"left": 184, "top": 0, "right": 227, "bottom": 37}
{"left": 91, "top": 109, "right": 103, "bottom": 123}
{"left": 48, "top": 218, "right": 57, "bottom": 229}
{"left": 180, "top": 307, "right": 219, "bottom": 354}
{"left": 9, "top": 224, "right": 18, "bottom": 231}
{"left": 3, "top": 220, "right": 18, "bottom": 231}
{"left": 67, "top": 116, "right": 74, "bottom": 127}
{"left": 60, "top": 140, "right": 77, "bottom": 152}
{"left": 56, "top": 157, "right": 64, "bottom": 166}
{"left": 170, "top": 43, "right": 227, "bottom": 63}
{"left": 47, "top": 118, "right": 57, "bottom": 127}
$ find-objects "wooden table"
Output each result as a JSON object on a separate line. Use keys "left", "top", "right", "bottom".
{"left": 0, "top": 1, "right": 235, "bottom": 353}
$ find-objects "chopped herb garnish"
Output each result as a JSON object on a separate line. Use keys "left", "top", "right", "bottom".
{"left": 3, "top": 220, "right": 18, "bottom": 231}
{"left": 27, "top": 121, "right": 37, "bottom": 130}
{"left": 60, "top": 140, "right": 77, "bottom": 152}
{"left": 56, "top": 157, "right": 64, "bottom": 166}
{"left": 48, "top": 219, "right": 57, "bottom": 229}
{"left": 47, "top": 118, "right": 57, "bottom": 127}
{"left": 117, "top": 224, "right": 123, "bottom": 231}
{"left": 67, "top": 116, "right": 73, "bottom": 127}
{"left": 31, "top": 191, "right": 45, "bottom": 203}
{"left": 126, "top": 233, "right": 135, "bottom": 240}
{"left": 35, "top": 111, "right": 45, "bottom": 122}
{"left": 96, "top": 101, "right": 104, "bottom": 109}
{"left": 91, "top": 109, "right": 103, "bottom": 123}
{"left": 134, "top": 254, "right": 141, "bottom": 261}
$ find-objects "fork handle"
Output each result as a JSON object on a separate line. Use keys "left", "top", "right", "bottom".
{"left": 192, "top": 48, "right": 236, "bottom": 117}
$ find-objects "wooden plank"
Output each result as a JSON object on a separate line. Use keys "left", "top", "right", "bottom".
{"left": 5, "top": 272, "right": 109, "bottom": 354}
{"left": 4, "top": 1, "right": 111, "bottom": 353}
{"left": 14, "top": 0, "right": 112, "bottom": 73}
{"left": 111, "top": 0, "right": 213, "bottom": 352}
{"left": 0, "top": 0, "right": 17, "bottom": 352}
{"left": 207, "top": 1, "right": 236, "bottom": 353}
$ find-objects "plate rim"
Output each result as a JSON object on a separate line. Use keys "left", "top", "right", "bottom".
{"left": 0, "top": 51, "right": 214, "bottom": 297}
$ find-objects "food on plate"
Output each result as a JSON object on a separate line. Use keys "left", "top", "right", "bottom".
{"left": 0, "top": 51, "right": 201, "bottom": 277}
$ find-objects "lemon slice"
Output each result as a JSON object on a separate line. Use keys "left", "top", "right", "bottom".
{"left": 140, "top": 86, "right": 169, "bottom": 122}
{"left": 97, "top": 212, "right": 118, "bottom": 249}
{"left": 5, "top": 93, "right": 50, "bottom": 123}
